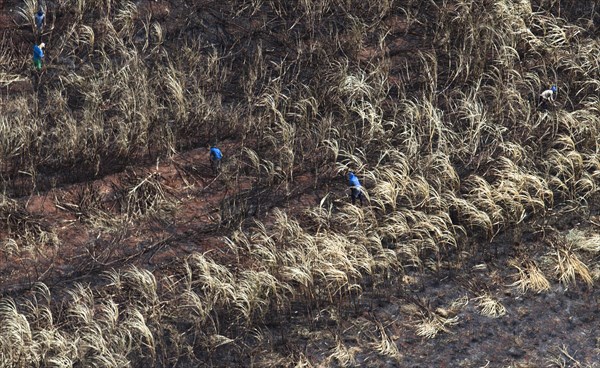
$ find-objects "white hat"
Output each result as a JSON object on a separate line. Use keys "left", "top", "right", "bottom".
{"left": 40, "top": 43, "right": 45, "bottom": 48}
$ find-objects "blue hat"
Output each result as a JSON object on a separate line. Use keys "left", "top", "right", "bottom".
{"left": 551, "top": 85, "right": 557, "bottom": 92}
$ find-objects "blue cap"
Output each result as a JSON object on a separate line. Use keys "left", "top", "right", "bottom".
{"left": 551, "top": 85, "right": 557, "bottom": 92}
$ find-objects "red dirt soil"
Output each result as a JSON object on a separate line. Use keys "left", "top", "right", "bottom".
{"left": 1, "top": 143, "right": 241, "bottom": 292}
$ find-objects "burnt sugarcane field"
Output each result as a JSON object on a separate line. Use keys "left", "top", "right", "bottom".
{"left": 0, "top": 0, "right": 599, "bottom": 367}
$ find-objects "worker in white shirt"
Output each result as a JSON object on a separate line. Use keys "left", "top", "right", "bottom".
{"left": 539, "top": 85, "right": 557, "bottom": 109}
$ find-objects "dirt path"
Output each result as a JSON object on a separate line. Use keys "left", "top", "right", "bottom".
{"left": 0, "top": 144, "right": 232, "bottom": 293}
{"left": 0, "top": 139, "right": 334, "bottom": 295}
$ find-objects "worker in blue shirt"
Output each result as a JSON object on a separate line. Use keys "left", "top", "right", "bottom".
{"left": 34, "top": 8, "right": 45, "bottom": 33}
{"left": 209, "top": 146, "right": 223, "bottom": 174}
{"left": 33, "top": 42, "right": 45, "bottom": 70}
{"left": 348, "top": 172, "right": 364, "bottom": 206}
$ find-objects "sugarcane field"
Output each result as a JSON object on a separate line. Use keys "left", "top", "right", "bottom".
{"left": 0, "top": 0, "right": 599, "bottom": 366}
